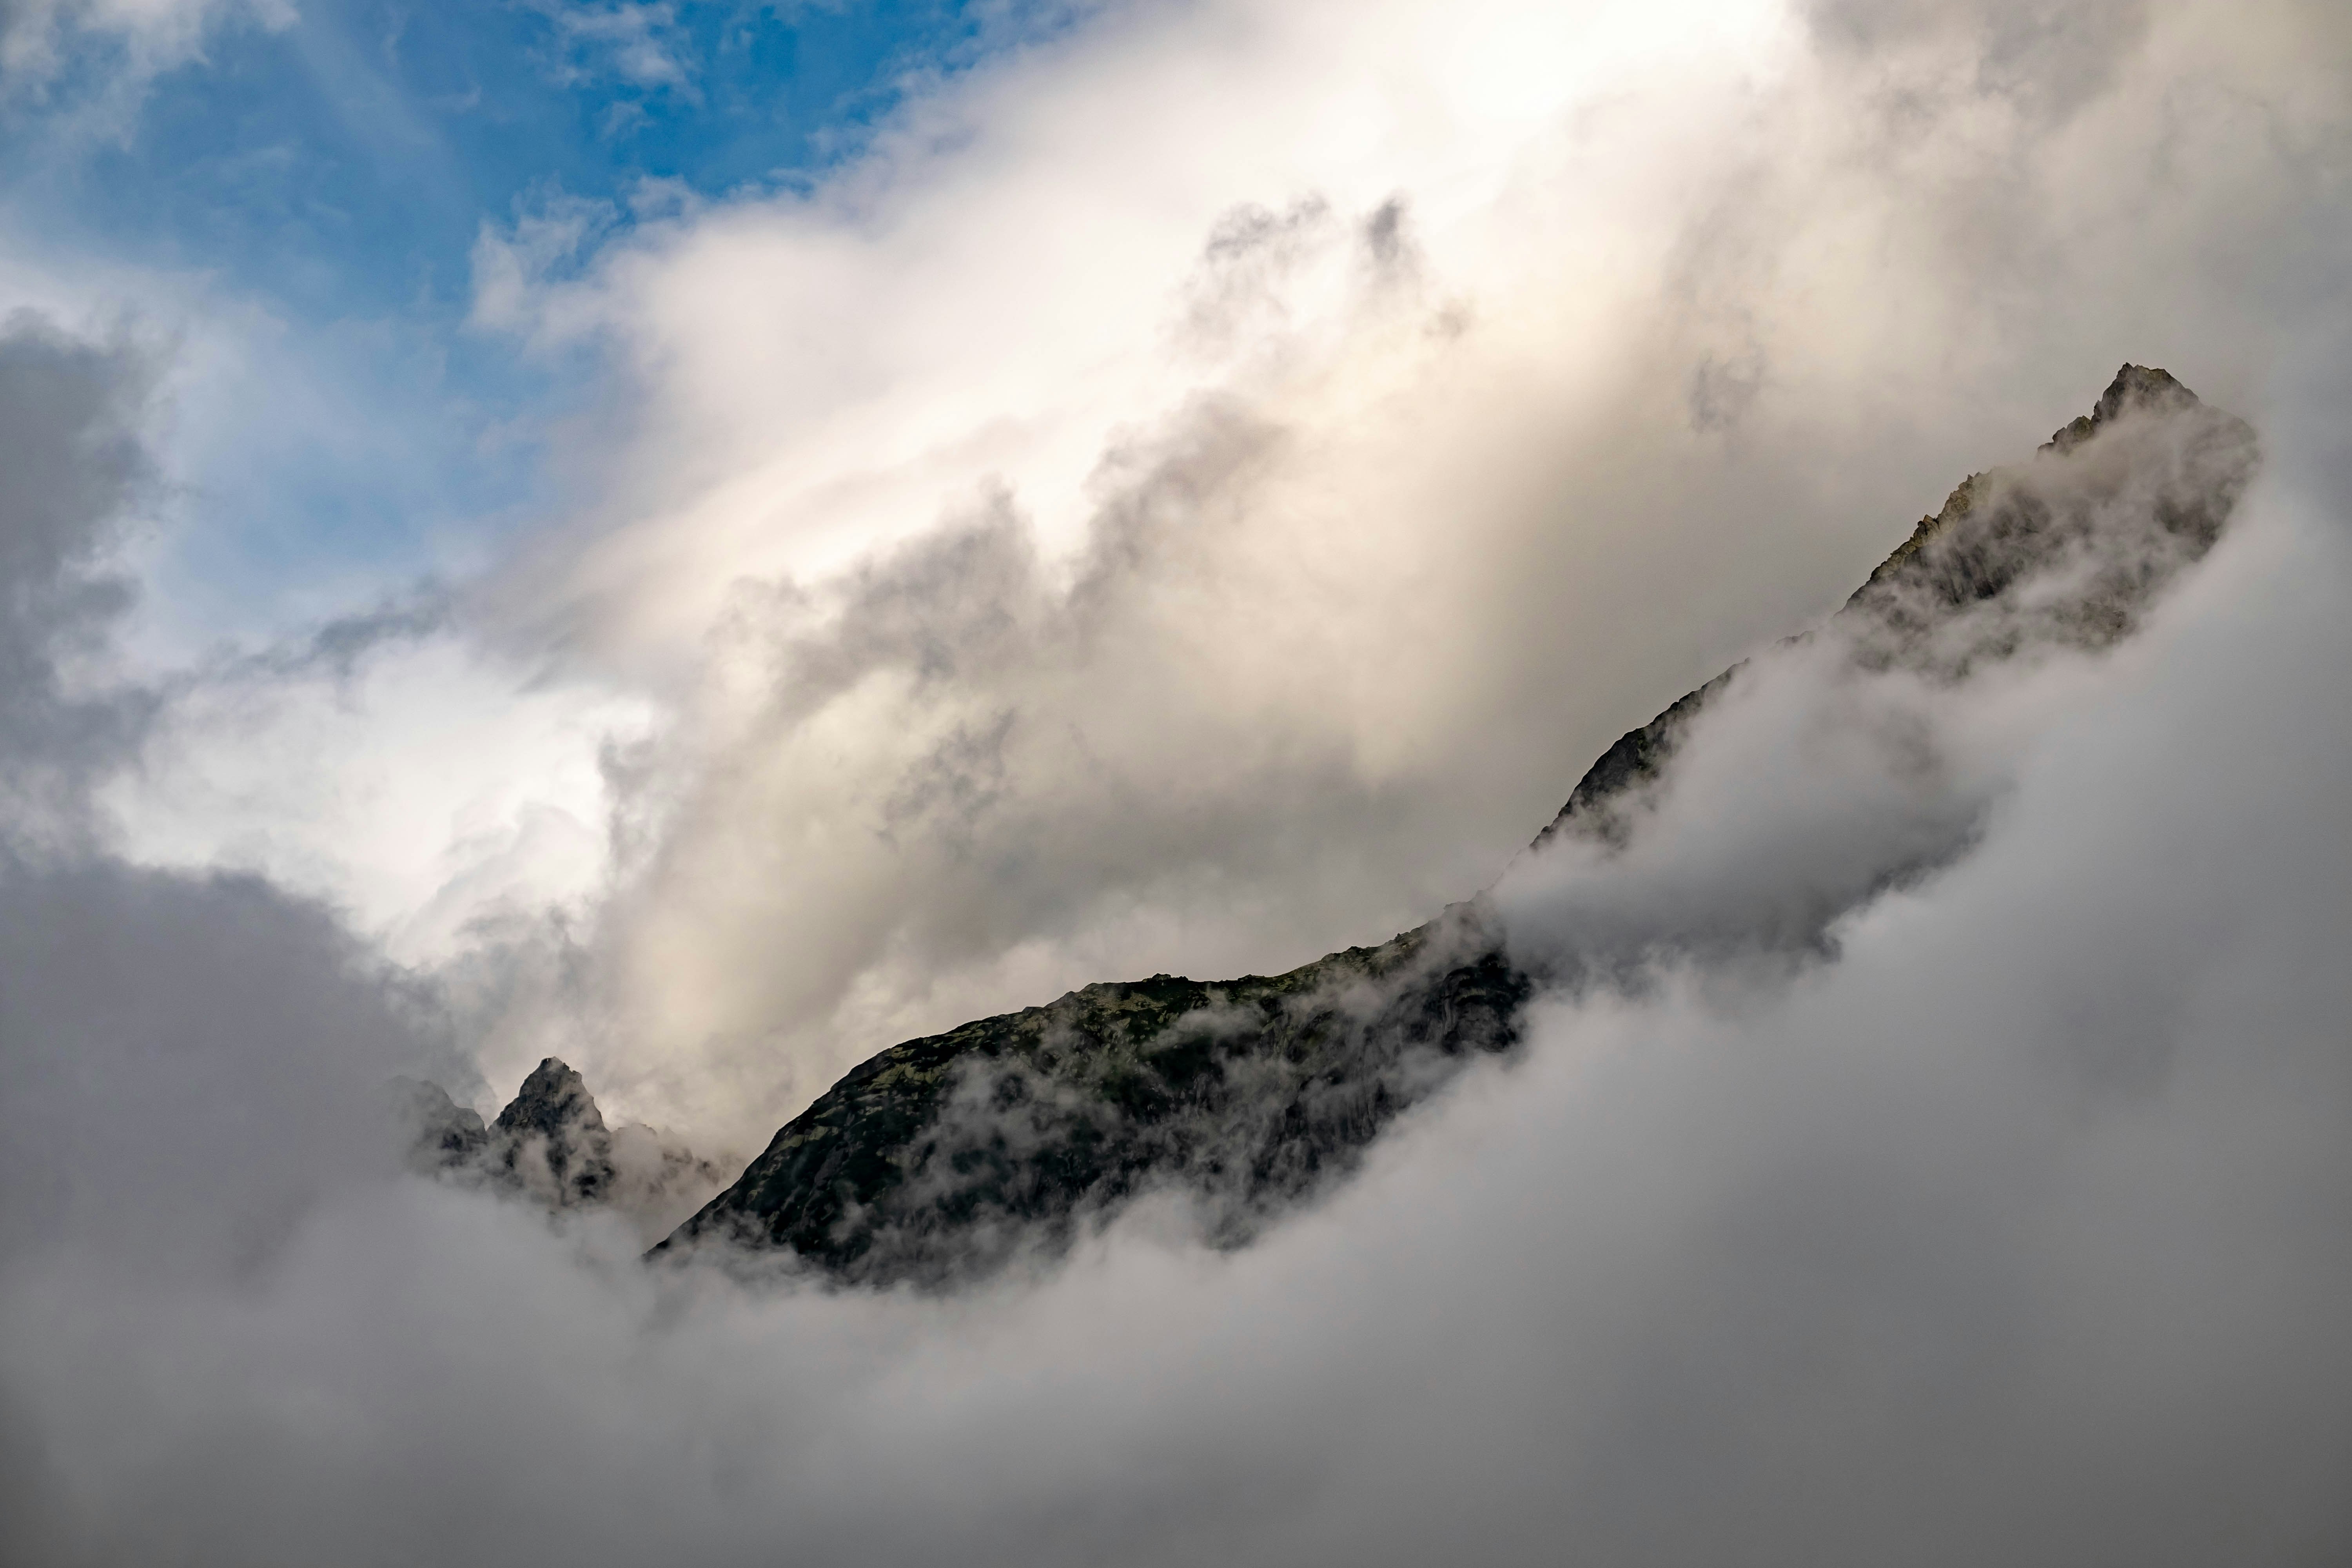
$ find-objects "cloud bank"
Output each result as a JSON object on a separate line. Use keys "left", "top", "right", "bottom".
{"left": 8, "top": 411, "right": 2349, "bottom": 1564}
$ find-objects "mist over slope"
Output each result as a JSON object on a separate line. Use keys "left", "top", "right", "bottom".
{"left": 648, "top": 364, "right": 2258, "bottom": 1289}
{"left": 396, "top": 1058, "right": 730, "bottom": 1245}
{"left": 7, "top": 353, "right": 2349, "bottom": 1566}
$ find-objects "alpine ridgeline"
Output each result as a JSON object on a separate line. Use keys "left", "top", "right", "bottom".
{"left": 394, "top": 1059, "right": 731, "bottom": 1244}
{"left": 649, "top": 365, "right": 2256, "bottom": 1288}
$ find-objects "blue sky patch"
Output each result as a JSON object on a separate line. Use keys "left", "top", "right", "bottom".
{"left": 3, "top": 0, "right": 1078, "bottom": 639}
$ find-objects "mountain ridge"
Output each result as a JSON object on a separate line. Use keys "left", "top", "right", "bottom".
{"left": 399, "top": 365, "right": 2253, "bottom": 1289}
{"left": 650, "top": 363, "right": 2258, "bottom": 1287}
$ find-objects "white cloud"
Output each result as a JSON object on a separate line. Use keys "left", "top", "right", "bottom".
{"left": 531, "top": 2, "right": 693, "bottom": 94}
{"left": 0, "top": 0, "right": 290, "bottom": 109}
{"left": 5, "top": 397, "right": 2348, "bottom": 1566}
{"left": 99, "top": 625, "right": 655, "bottom": 963}
{"left": 427, "top": 0, "right": 2352, "bottom": 1145}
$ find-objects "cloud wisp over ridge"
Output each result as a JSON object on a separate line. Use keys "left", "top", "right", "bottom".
{"left": 630, "top": 365, "right": 2268, "bottom": 1294}
{"left": 380, "top": 0, "right": 2347, "bottom": 1149}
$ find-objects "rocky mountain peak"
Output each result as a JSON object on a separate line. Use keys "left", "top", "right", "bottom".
{"left": 394, "top": 1058, "right": 734, "bottom": 1243}
{"left": 655, "top": 364, "right": 2261, "bottom": 1290}
{"left": 2042, "top": 362, "right": 2202, "bottom": 456}
{"left": 493, "top": 1057, "right": 607, "bottom": 1141}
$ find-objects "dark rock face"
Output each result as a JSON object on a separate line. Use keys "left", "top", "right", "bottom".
{"left": 661, "top": 909, "right": 1528, "bottom": 1283}
{"left": 1529, "top": 670, "right": 1735, "bottom": 853}
{"left": 492, "top": 1057, "right": 615, "bottom": 1207}
{"left": 397, "top": 1058, "right": 731, "bottom": 1242}
{"left": 1529, "top": 363, "right": 2259, "bottom": 850}
{"left": 1840, "top": 363, "right": 2256, "bottom": 675}
{"left": 389, "top": 1077, "right": 491, "bottom": 1176}
{"left": 659, "top": 365, "right": 2259, "bottom": 1289}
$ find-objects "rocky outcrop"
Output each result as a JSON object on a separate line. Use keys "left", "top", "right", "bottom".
{"left": 1839, "top": 363, "right": 2254, "bottom": 674}
{"left": 1530, "top": 363, "right": 2258, "bottom": 850}
{"left": 490, "top": 1056, "right": 616, "bottom": 1208}
{"left": 396, "top": 1058, "right": 732, "bottom": 1243}
{"left": 658, "top": 365, "right": 2258, "bottom": 1289}
{"left": 658, "top": 910, "right": 1526, "bottom": 1283}
{"left": 389, "top": 1077, "right": 490, "bottom": 1173}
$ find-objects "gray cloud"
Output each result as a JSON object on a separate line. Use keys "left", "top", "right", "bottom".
{"left": 0, "top": 312, "right": 462, "bottom": 1557}
{"left": 0, "top": 862, "right": 442, "bottom": 1271}
{"left": 0, "top": 0, "right": 278, "bottom": 118}
{"left": 1803, "top": 0, "right": 2155, "bottom": 120}
{"left": 0, "top": 310, "right": 159, "bottom": 848}
{"left": 0, "top": 313, "right": 456, "bottom": 1276}
{"left": 4, "top": 436, "right": 2345, "bottom": 1565}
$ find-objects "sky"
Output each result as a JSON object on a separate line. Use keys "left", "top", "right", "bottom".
{"left": 2, "top": 0, "right": 2351, "bottom": 1562}
{"left": 1, "top": 0, "right": 1085, "bottom": 630}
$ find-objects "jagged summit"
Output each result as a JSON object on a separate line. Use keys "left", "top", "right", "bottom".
{"left": 653, "top": 366, "right": 2259, "bottom": 1290}
{"left": 394, "top": 1058, "right": 732, "bottom": 1243}
{"left": 1539, "top": 363, "right": 2254, "bottom": 850}
{"left": 490, "top": 1056, "right": 614, "bottom": 1206}
{"left": 2043, "top": 363, "right": 2201, "bottom": 456}
{"left": 495, "top": 1057, "right": 608, "bottom": 1141}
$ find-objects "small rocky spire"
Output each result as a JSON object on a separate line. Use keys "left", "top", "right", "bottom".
{"left": 494, "top": 1057, "right": 607, "bottom": 1140}
{"left": 2042, "top": 363, "right": 2200, "bottom": 455}
{"left": 490, "top": 1057, "right": 614, "bottom": 1206}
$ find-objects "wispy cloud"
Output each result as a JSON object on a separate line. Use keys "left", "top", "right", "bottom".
{"left": 528, "top": 1, "right": 695, "bottom": 94}
{"left": 0, "top": 0, "right": 291, "bottom": 126}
